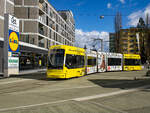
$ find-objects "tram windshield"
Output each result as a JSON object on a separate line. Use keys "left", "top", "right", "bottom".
{"left": 48, "top": 49, "right": 65, "bottom": 69}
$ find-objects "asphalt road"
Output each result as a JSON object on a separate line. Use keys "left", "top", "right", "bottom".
{"left": 0, "top": 70, "right": 150, "bottom": 113}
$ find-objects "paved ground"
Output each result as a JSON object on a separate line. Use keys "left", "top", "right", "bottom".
{"left": 0, "top": 70, "right": 150, "bottom": 113}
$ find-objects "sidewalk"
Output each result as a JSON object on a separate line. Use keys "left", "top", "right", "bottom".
{"left": 19, "top": 68, "right": 46, "bottom": 75}
{"left": 0, "top": 69, "right": 46, "bottom": 79}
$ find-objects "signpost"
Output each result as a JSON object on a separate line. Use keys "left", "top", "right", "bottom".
{"left": 4, "top": 14, "right": 19, "bottom": 77}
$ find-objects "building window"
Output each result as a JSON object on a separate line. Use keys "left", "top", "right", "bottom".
{"left": 130, "top": 50, "right": 135, "bottom": 52}
{"left": 26, "top": 35, "right": 29, "bottom": 43}
{"left": 56, "top": 24, "right": 58, "bottom": 32}
{"left": 28, "top": 8, "right": 30, "bottom": 19}
{"left": 38, "top": 36, "right": 45, "bottom": 48}
{"left": 30, "top": 37, "right": 35, "bottom": 45}
{"left": 49, "top": 30, "right": 51, "bottom": 39}
{"left": 130, "top": 44, "right": 134, "bottom": 48}
{"left": 130, "top": 40, "right": 134, "bottom": 43}
{"left": 20, "top": 35, "right": 25, "bottom": 42}
{"left": 47, "top": 39, "right": 49, "bottom": 49}
{"left": 46, "top": 16, "right": 48, "bottom": 25}
{"left": 130, "top": 35, "right": 136, "bottom": 38}
{"left": 123, "top": 44, "right": 128, "bottom": 47}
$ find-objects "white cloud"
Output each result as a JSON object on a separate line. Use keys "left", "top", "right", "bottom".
{"left": 107, "top": 3, "right": 111, "bottom": 9}
{"left": 120, "top": 0, "right": 125, "bottom": 4}
{"left": 75, "top": 29, "right": 109, "bottom": 52}
{"left": 128, "top": 4, "right": 150, "bottom": 26}
{"left": 128, "top": 10, "right": 143, "bottom": 26}
{"left": 144, "top": 4, "right": 150, "bottom": 16}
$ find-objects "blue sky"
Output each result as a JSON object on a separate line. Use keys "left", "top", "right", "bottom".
{"left": 49, "top": 0, "right": 150, "bottom": 32}
{"left": 49, "top": 0, "right": 150, "bottom": 50}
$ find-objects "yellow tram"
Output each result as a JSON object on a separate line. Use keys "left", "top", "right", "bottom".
{"left": 47, "top": 45, "right": 142, "bottom": 79}
{"left": 47, "top": 45, "right": 85, "bottom": 79}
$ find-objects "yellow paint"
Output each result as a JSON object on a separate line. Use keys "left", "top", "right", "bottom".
{"left": 123, "top": 54, "right": 141, "bottom": 59}
{"left": 123, "top": 66, "right": 142, "bottom": 71}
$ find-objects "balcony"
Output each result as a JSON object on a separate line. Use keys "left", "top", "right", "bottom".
{"left": 38, "top": 36, "right": 45, "bottom": 48}
{"left": 39, "top": 16, "right": 46, "bottom": 24}
{"left": 39, "top": 3, "right": 46, "bottom": 13}
{"left": 39, "top": 29, "right": 44, "bottom": 35}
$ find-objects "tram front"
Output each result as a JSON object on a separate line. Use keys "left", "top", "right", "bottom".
{"left": 47, "top": 48, "right": 66, "bottom": 78}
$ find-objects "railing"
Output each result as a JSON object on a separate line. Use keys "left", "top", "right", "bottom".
{"left": 39, "top": 16, "right": 46, "bottom": 24}
{"left": 39, "top": 3, "right": 46, "bottom": 12}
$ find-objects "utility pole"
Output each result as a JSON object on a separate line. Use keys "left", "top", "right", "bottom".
{"left": 93, "top": 38, "right": 103, "bottom": 52}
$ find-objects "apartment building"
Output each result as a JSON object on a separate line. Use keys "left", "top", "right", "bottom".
{"left": 0, "top": 0, "right": 14, "bottom": 73}
{"left": 109, "top": 33, "right": 116, "bottom": 53}
{"left": 138, "top": 28, "right": 150, "bottom": 63}
{"left": 0, "top": 0, "right": 75, "bottom": 72}
{"left": 116, "top": 28, "right": 150, "bottom": 63}
{"left": 118, "top": 28, "right": 139, "bottom": 54}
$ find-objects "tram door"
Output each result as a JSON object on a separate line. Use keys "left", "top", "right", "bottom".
{"left": 97, "top": 52, "right": 106, "bottom": 72}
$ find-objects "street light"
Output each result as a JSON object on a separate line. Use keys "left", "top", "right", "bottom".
{"left": 100, "top": 16, "right": 104, "bottom": 19}
{"left": 100, "top": 14, "right": 122, "bottom": 53}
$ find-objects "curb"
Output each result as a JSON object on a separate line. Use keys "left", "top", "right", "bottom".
{"left": 134, "top": 76, "right": 150, "bottom": 80}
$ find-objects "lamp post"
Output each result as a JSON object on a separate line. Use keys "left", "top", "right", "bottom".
{"left": 100, "top": 13, "right": 123, "bottom": 53}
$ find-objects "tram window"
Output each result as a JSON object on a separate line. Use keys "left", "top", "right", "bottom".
{"left": 66, "top": 54, "right": 85, "bottom": 69}
{"left": 76, "top": 55, "right": 84, "bottom": 68}
{"left": 125, "top": 59, "right": 141, "bottom": 66}
{"left": 65, "top": 54, "right": 76, "bottom": 69}
{"left": 48, "top": 49, "right": 65, "bottom": 69}
{"left": 108, "top": 58, "right": 121, "bottom": 66}
{"left": 88, "top": 57, "right": 96, "bottom": 66}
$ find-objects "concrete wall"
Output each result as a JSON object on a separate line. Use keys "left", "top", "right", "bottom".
{"left": 24, "top": 0, "right": 38, "bottom": 6}
{"left": 14, "top": 0, "right": 22, "bottom": 5}
{"left": 0, "top": 0, "right": 5, "bottom": 16}
{"left": 0, "top": 19, "right": 4, "bottom": 38}
{"left": 6, "top": 2, "right": 14, "bottom": 15}
{"left": 24, "top": 21, "right": 38, "bottom": 33}
{"left": 14, "top": 7, "right": 38, "bottom": 19}
{"left": 15, "top": 0, "right": 38, "bottom": 6}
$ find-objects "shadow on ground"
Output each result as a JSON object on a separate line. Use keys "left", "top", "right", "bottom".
{"left": 88, "top": 79, "right": 150, "bottom": 89}
{"left": 11, "top": 72, "right": 66, "bottom": 81}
